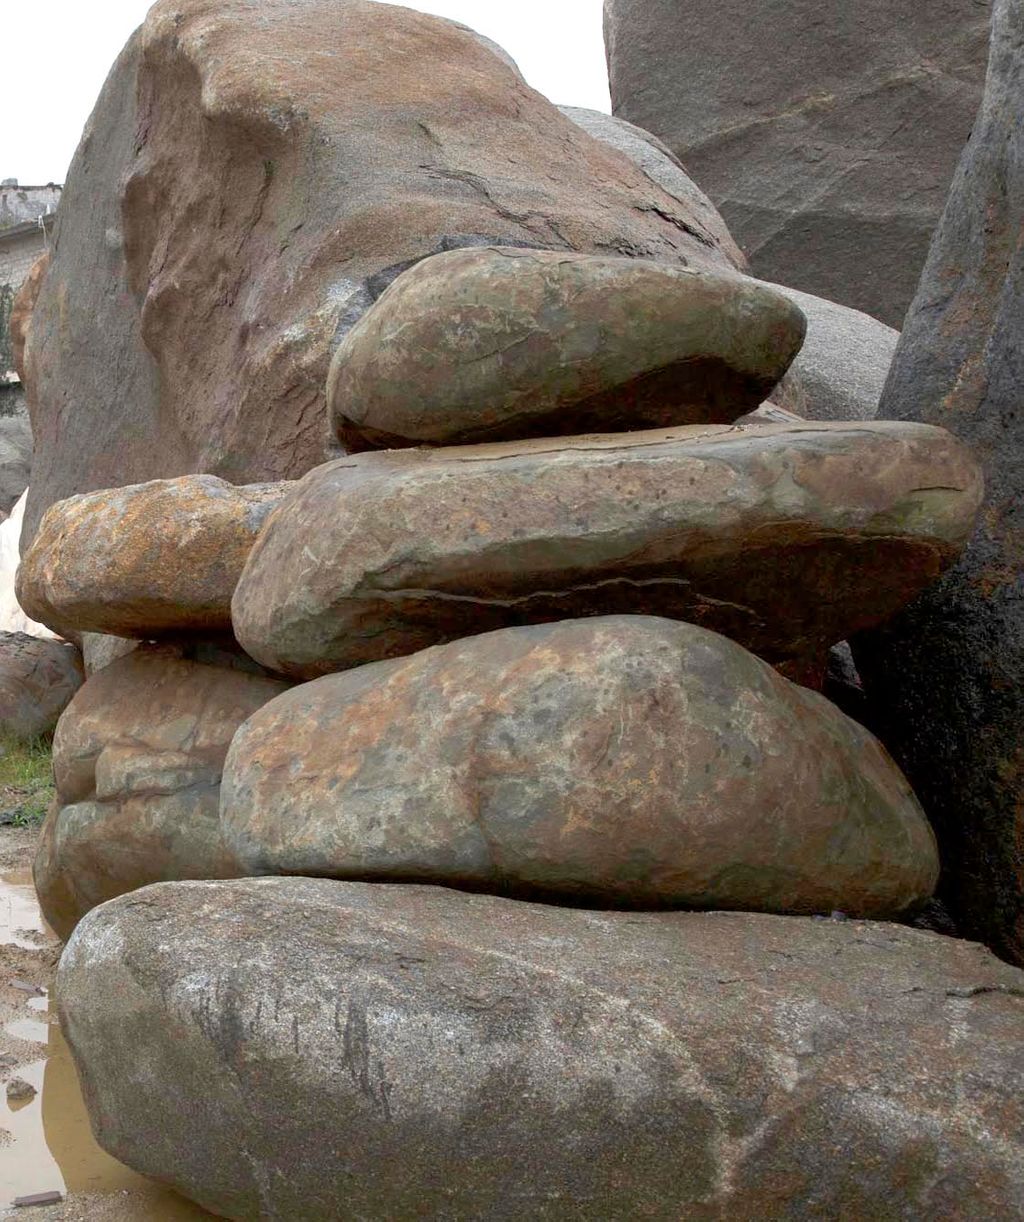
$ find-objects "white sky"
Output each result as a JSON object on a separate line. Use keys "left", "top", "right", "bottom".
{"left": 3, "top": 0, "right": 610, "bottom": 186}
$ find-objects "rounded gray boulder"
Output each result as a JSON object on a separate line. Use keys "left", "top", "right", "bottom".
{"left": 58, "top": 878, "right": 1024, "bottom": 1220}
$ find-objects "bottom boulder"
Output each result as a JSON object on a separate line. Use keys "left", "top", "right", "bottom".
{"left": 60, "top": 878, "right": 1024, "bottom": 1221}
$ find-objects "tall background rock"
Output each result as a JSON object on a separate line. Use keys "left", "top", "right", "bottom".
{"left": 854, "top": 0, "right": 1024, "bottom": 965}
{"left": 19, "top": 0, "right": 741, "bottom": 547}
{"left": 604, "top": 0, "right": 992, "bottom": 326}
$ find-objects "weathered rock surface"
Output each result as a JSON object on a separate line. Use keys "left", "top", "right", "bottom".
{"left": 9, "top": 252, "right": 48, "bottom": 383}
{"left": 18, "top": 476, "right": 288, "bottom": 639}
{"left": 223, "top": 616, "right": 937, "bottom": 916}
{"left": 20, "top": 0, "right": 741, "bottom": 547}
{"left": 768, "top": 283, "right": 899, "bottom": 421}
{"left": 855, "top": 0, "right": 1024, "bottom": 966}
{"left": 0, "top": 414, "right": 33, "bottom": 517}
{"left": 559, "top": 106, "right": 746, "bottom": 266}
{"left": 233, "top": 420, "right": 982, "bottom": 679}
{"left": 604, "top": 0, "right": 992, "bottom": 326}
{"left": 34, "top": 645, "right": 288, "bottom": 938}
{"left": 0, "top": 633, "right": 83, "bottom": 741}
{"left": 60, "top": 877, "right": 1024, "bottom": 1220}
{"left": 328, "top": 248, "right": 804, "bottom": 449}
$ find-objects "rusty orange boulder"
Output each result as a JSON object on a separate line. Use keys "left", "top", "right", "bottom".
{"left": 34, "top": 643, "right": 289, "bottom": 938}
{"left": 232, "top": 420, "right": 982, "bottom": 679}
{"left": 222, "top": 616, "right": 938, "bottom": 917}
{"left": 18, "top": 476, "right": 289, "bottom": 639}
{"left": 327, "top": 248, "right": 805, "bottom": 449}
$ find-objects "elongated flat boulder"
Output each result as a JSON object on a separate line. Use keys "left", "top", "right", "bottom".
{"left": 18, "top": 476, "right": 289, "bottom": 638}
{"left": 223, "top": 617, "right": 937, "bottom": 916}
{"left": 59, "top": 878, "right": 1024, "bottom": 1219}
{"left": 35, "top": 645, "right": 289, "bottom": 938}
{"left": 232, "top": 421, "right": 982, "bottom": 678}
{"left": 327, "top": 248, "right": 805, "bottom": 448}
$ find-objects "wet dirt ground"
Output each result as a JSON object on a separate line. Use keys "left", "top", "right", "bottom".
{"left": 0, "top": 828, "right": 212, "bottom": 1220}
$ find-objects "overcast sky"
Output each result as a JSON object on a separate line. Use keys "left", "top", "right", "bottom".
{"left": 3, "top": 0, "right": 610, "bottom": 186}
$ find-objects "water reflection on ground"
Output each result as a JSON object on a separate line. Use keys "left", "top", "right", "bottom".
{"left": 0, "top": 872, "right": 211, "bottom": 1218}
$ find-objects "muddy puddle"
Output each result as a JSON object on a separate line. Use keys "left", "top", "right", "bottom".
{"left": 0, "top": 871, "right": 212, "bottom": 1218}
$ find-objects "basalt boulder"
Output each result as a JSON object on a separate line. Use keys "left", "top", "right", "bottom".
{"left": 18, "top": 476, "right": 289, "bottom": 639}
{"left": 20, "top": 0, "right": 741, "bottom": 547}
{"left": 34, "top": 644, "right": 288, "bottom": 938}
{"left": 855, "top": 0, "right": 1024, "bottom": 966}
{"left": 604, "top": 0, "right": 992, "bottom": 326}
{"left": 232, "top": 420, "right": 982, "bottom": 679}
{"left": 222, "top": 616, "right": 938, "bottom": 916}
{"left": 58, "top": 878, "right": 1024, "bottom": 1220}
{"left": 327, "top": 248, "right": 805, "bottom": 449}
{"left": 0, "top": 633, "right": 84, "bottom": 741}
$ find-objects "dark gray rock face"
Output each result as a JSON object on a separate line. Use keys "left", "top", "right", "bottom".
{"left": 604, "top": 0, "right": 992, "bottom": 326}
{"left": 21, "top": 0, "right": 741, "bottom": 547}
{"left": 854, "top": 0, "right": 1024, "bottom": 966}
{"left": 0, "top": 632, "right": 83, "bottom": 741}
{"left": 767, "top": 282, "right": 899, "bottom": 421}
{"left": 59, "top": 878, "right": 1024, "bottom": 1220}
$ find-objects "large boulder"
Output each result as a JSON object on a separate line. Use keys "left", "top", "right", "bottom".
{"left": 223, "top": 616, "right": 937, "bottom": 917}
{"left": 604, "top": 0, "right": 992, "bottom": 326}
{"left": 232, "top": 420, "right": 982, "bottom": 679}
{"left": 59, "top": 878, "right": 1024, "bottom": 1220}
{"left": 0, "top": 632, "right": 83, "bottom": 741}
{"left": 34, "top": 644, "right": 288, "bottom": 938}
{"left": 328, "top": 248, "right": 805, "bottom": 449}
{"left": 18, "top": 476, "right": 289, "bottom": 639}
{"left": 854, "top": 0, "right": 1024, "bottom": 966}
{"left": 20, "top": 0, "right": 742, "bottom": 547}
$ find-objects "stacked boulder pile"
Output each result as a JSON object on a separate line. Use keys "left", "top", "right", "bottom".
{"left": 11, "top": 0, "right": 1024, "bottom": 1217}
{"left": 21, "top": 246, "right": 1024, "bottom": 1215}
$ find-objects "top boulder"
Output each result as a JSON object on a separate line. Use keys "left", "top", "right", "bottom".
{"left": 328, "top": 248, "right": 804, "bottom": 448}
{"left": 20, "top": 0, "right": 742, "bottom": 546}
{"left": 604, "top": 0, "right": 992, "bottom": 326}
